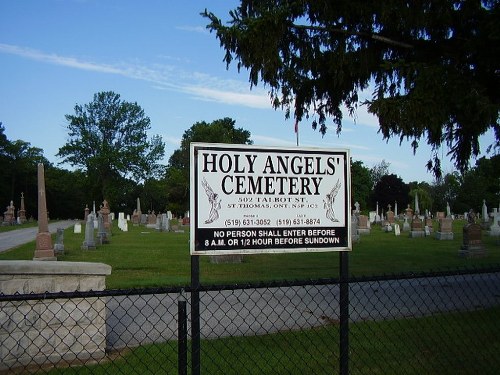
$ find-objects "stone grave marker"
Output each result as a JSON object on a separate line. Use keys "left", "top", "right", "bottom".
{"left": 409, "top": 216, "right": 425, "bottom": 238}
{"left": 351, "top": 215, "right": 360, "bottom": 243}
{"left": 161, "top": 213, "right": 169, "bottom": 231}
{"left": 18, "top": 192, "right": 27, "bottom": 223}
{"left": 54, "top": 228, "right": 65, "bottom": 255}
{"left": 81, "top": 213, "right": 96, "bottom": 250}
{"left": 386, "top": 204, "right": 395, "bottom": 224}
{"left": 74, "top": 223, "right": 82, "bottom": 234}
{"left": 489, "top": 208, "right": 500, "bottom": 237}
{"left": 435, "top": 217, "right": 454, "bottom": 240}
{"left": 394, "top": 224, "right": 401, "bottom": 236}
{"left": 459, "top": 222, "right": 487, "bottom": 257}
{"left": 357, "top": 215, "right": 370, "bottom": 234}
{"left": 33, "top": 163, "right": 56, "bottom": 260}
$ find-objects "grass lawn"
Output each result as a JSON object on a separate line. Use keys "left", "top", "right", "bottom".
{"left": 42, "top": 306, "right": 500, "bottom": 375}
{"left": 0, "top": 219, "right": 498, "bottom": 289}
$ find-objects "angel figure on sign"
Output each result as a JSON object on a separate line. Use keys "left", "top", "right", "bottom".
{"left": 202, "top": 177, "right": 221, "bottom": 224}
{"left": 324, "top": 180, "right": 341, "bottom": 222}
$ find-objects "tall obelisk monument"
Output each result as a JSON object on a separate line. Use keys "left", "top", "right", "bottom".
{"left": 33, "top": 163, "right": 56, "bottom": 260}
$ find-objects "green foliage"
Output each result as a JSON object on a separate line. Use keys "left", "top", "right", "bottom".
{"left": 164, "top": 118, "right": 252, "bottom": 216}
{"left": 409, "top": 185, "right": 433, "bottom": 215}
{"left": 372, "top": 174, "right": 410, "bottom": 212}
{"left": 203, "top": 1, "right": 500, "bottom": 177}
{"left": 57, "top": 91, "right": 165, "bottom": 205}
{"left": 369, "top": 159, "right": 390, "bottom": 189}
{"left": 455, "top": 154, "right": 500, "bottom": 213}
{"left": 432, "top": 172, "right": 462, "bottom": 213}
{"left": 350, "top": 160, "right": 372, "bottom": 211}
{"left": 0, "top": 123, "right": 48, "bottom": 218}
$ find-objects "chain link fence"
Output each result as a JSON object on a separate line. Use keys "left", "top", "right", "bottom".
{"left": 1, "top": 266, "right": 499, "bottom": 374}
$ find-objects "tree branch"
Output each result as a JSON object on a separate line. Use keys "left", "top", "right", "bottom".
{"left": 291, "top": 23, "right": 414, "bottom": 50}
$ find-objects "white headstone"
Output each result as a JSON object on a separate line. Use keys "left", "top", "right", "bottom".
{"left": 394, "top": 224, "right": 401, "bottom": 236}
{"left": 74, "top": 223, "right": 82, "bottom": 233}
{"left": 482, "top": 200, "right": 488, "bottom": 223}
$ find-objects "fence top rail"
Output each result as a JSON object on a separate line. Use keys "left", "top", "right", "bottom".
{"left": 1, "top": 265, "right": 499, "bottom": 301}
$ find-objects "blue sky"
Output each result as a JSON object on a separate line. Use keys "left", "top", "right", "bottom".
{"left": 0, "top": 0, "right": 495, "bottom": 184}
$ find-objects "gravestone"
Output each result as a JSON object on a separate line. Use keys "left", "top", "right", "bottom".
{"left": 402, "top": 217, "right": 410, "bottom": 232}
{"left": 386, "top": 204, "right": 395, "bottom": 224}
{"left": 357, "top": 215, "right": 370, "bottom": 234}
{"left": 155, "top": 213, "right": 162, "bottom": 231}
{"left": 18, "top": 192, "right": 27, "bottom": 224}
{"left": 394, "top": 223, "right": 401, "bottom": 236}
{"left": 54, "top": 228, "right": 65, "bottom": 255}
{"left": 481, "top": 199, "right": 489, "bottom": 228}
{"left": 446, "top": 202, "right": 451, "bottom": 217}
{"left": 74, "top": 223, "right": 82, "bottom": 234}
{"left": 489, "top": 208, "right": 500, "bottom": 237}
{"left": 84, "top": 204, "right": 89, "bottom": 222}
{"left": 409, "top": 216, "right": 425, "bottom": 238}
{"left": 2, "top": 201, "right": 14, "bottom": 226}
{"left": 118, "top": 212, "right": 125, "bottom": 231}
{"left": 133, "top": 197, "right": 142, "bottom": 225}
{"left": 92, "top": 201, "right": 98, "bottom": 229}
{"left": 33, "top": 163, "right": 56, "bottom": 260}
{"left": 146, "top": 210, "right": 157, "bottom": 228}
{"left": 99, "top": 200, "right": 111, "bottom": 234}
{"left": 414, "top": 193, "right": 420, "bottom": 216}
{"left": 97, "top": 214, "right": 108, "bottom": 244}
{"left": 436, "top": 211, "right": 445, "bottom": 220}
{"left": 369, "top": 211, "right": 376, "bottom": 224}
{"left": 435, "top": 217, "right": 454, "bottom": 240}
{"left": 81, "top": 213, "right": 96, "bottom": 250}
{"left": 459, "top": 223, "right": 487, "bottom": 257}
{"left": 351, "top": 215, "right": 360, "bottom": 243}
{"left": 161, "top": 213, "right": 169, "bottom": 231}
{"left": 141, "top": 213, "right": 148, "bottom": 225}
{"left": 425, "top": 217, "right": 433, "bottom": 232}
{"left": 405, "top": 205, "right": 413, "bottom": 221}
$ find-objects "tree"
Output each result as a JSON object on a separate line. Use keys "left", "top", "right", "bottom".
{"left": 203, "top": 1, "right": 499, "bottom": 177}
{"left": 371, "top": 174, "right": 410, "bottom": 213}
{"left": 57, "top": 92, "right": 165, "bottom": 205}
{"left": 350, "top": 160, "right": 372, "bottom": 211}
{"left": 370, "top": 160, "right": 391, "bottom": 189}
{"left": 431, "top": 172, "right": 462, "bottom": 213}
{"left": 164, "top": 118, "right": 252, "bottom": 215}
{"left": 455, "top": 154, "right": 500, "bottom": 214}
{"left": 0, "top": 124, "right": 47, "bottom": 218}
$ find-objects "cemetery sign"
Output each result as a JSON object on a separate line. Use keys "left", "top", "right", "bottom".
{"left": 190, "top": 143, "right": 351, "bottom": 255}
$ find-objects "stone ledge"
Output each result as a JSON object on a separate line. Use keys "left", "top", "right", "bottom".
{"left": 0, "top": 260, "right": 111, "bottom": 276}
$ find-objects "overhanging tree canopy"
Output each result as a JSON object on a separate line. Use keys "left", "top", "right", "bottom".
{"left": 203, "top": 0, "right": 499, "bottom": 176}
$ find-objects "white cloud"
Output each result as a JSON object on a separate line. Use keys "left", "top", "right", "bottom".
{"left": 182, "top": 85, "right": 270, "bottom": 109}
{"left": 175, "top": 25, "right": 208, "bottom": 34}
{"left": 0, "top": 43, "right": 271, "bottom": 110}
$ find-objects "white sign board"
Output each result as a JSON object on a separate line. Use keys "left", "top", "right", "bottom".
{"left": 190, "top": 143, "right": 351, "bottom": 255}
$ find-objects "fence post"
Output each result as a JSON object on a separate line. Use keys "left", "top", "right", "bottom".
{"left": 191, "top": 255, "right": 201, "bottom": 375}
{"left": 178, "top": 299, "right": 187, "bottom": 375}
{"left": 339, "top": 251, "right": 349, "bottom": 375}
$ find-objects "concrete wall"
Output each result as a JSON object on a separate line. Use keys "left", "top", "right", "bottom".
{"left": 0, "top": 260, "right": 111, "bottom": 371}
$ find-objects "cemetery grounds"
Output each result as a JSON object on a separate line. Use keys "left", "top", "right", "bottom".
{"left": 0, "top": 219, "right": 499, "bottom": 373}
